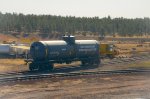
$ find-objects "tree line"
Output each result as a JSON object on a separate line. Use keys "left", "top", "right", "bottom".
{"left": 0, "top": 12, "right": 150, "bottom": 37}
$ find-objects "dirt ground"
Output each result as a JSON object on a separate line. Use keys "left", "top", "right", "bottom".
{"left": 0, "top": 56, "right": 150, "bottom": 74}
{"left": 0, "top": 59, "right": 27, "bottom": 73}
{"left": 0, "top": 45, "right": 150, "bottom": 99}
{"left": 0, "top": 72, "right": 150, "bottom": 99}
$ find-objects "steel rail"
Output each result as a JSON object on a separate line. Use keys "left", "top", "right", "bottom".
{"left": 0, "top": 69, "right": 150, "bottom": 83}
{"left": 0, "top": 55, "right": 150, "bottom": 82}
{"left": 0, "top": 54, "right": 149, "bottom": 77}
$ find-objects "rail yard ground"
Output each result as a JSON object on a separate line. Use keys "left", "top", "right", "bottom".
{"left": 0, "top": 36, "right": 150, "bottom": 99}
{"left": 0, "top": 53, "right": 150, "bottom": 99}
{"left": 0, "top": 69, "right": 150, "bottom": 99}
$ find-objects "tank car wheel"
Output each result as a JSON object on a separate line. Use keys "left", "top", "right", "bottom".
{"left": 38, "top": 65, "right": 45, "bottom": 71}
{"left": 93, "top": 59, "right": 100, "bottom": 67}
{"left": 29, "top": 63, "right": 35, "bottom": 71}
{"left": 85, "top": 60, "right": 94, "bottom": 65}
{"left": 81, "top": 61, "right": 87, "bottom": 66}
{"left": 39, "top": 63, "right": 54, "bottom": 71}
{"left": 37, "top": 63, "right": 54, "bottom": 71}
{"left": 46, "top": 63, "right": 54, "bottom": 71}
{"left": 29, "top": 66, "right": 34, "bottom": 71}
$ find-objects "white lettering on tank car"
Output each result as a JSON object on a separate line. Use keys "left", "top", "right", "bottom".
{"left": 80, "top": 45, "right": 95, "bottom": 48}
{"left": 79, "top": 48, "right": 96, "bottom": 52}
{"left": 62, "top": 48, "right": 66, "bottom": 51}
{"left": 50, "top": 52, "right": 59, "bottom": 55}
{"left": 79, "top": 45, "right": 96, "bottom": 52}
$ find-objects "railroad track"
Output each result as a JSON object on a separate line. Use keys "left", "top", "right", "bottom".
{"left": 0, "top": 54, "right": 149, "bottom": 83}
{"left": 0, "top": 72, "right": 27, "bottom": 77}
{"left": 0, "top": 69, "right": 150, "bottom": 83}
{"left": 0, "top": 54, "right": 149, "bottom": 77}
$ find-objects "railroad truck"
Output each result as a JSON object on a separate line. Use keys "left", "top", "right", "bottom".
{"left": 25, "top": 35, "right": 100, "bottom": 71}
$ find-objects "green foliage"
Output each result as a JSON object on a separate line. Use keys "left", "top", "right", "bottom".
{"left": 0, "top": 12, "right": 150, "bottom": 36}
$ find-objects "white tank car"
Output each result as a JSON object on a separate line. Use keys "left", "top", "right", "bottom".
{"left": 0, "top": 44, "right": 11, "bottom": 54}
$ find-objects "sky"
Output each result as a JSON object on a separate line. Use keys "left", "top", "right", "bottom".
{"left": 0, "top": 0, "right": 149, "bottom": 18}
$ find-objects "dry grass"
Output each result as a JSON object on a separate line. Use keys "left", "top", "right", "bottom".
{"left": 127, "top": 60, "right": 150, "bottom": 69}
{"left": 0, "top": 59, "right": 28, "bottom": 72}
{"left": 115, "top": 43, "right": 150, "bottom": 54}
{"left": 0, "top": 59, "right": 24, "bottom": 65}
{"left": 112, "top": 34, "right": 150, "bottom": 38}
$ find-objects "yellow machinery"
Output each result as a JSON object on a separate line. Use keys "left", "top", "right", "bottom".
{"left": 20, "top": 37, "right": 39, "bottom": 44}
{"left": 19, "top": 33, "right": 39, "bottom": 44}
{"left": 100, "top": 43, "right": 119, "bottom": 58}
